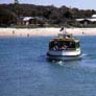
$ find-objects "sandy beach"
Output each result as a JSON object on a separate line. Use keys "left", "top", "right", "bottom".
{"left": 0, "top": 27, "right": 96, "bottom": 37}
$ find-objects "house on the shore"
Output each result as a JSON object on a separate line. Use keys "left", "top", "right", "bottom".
{"left": 22, "top": 16, "right": 47, "bottom": 26}
{"left": 76, "top": 14, "right": 96, "bottom": 25}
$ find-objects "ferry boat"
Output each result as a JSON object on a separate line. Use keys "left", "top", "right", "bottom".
{"left": 47, "top": 29, "right": 82, "bottom": 61}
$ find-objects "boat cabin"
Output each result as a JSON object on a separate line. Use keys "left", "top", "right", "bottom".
{"left": 49, "top": 38, "right": 80, "bottom": 51}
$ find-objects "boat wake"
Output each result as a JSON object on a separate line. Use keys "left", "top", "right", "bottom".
{"left": 80, "top": 53, "right": 87, "bottom": 58}
{"left": 82, "top": 53, "right": 96, "bottom": 60}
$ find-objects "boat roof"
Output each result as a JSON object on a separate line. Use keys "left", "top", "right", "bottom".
{"left": 50, "top": 38, "right": 79, "bottom": 42}
{"left": 50, "top": 33, "right": 79, "bottom": 42}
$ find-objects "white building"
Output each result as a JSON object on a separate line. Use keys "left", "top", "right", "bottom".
{"left": 22, "top": 16, "right": 46, "bottom": 25}
{"left": 76, "top": 14, "right": 96, "bottom": 24}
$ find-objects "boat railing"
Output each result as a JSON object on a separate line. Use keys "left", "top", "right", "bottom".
{"left": 58, "top": 33, "right": 73, "bottom": 39}
{"left": 50, "top": 47, "right": 77, "bottom": 51}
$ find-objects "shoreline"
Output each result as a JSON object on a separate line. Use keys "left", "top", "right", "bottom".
{"left": 0, "top": 27, "right": 96, "bottom": 37}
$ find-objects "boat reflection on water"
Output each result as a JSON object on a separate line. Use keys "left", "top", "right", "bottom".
{"left": 47, "top": 28, "right": 82, "bottom": 61}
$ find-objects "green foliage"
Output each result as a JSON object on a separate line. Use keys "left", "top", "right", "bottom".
{"left": 0, "top": 4, "right": 96, "bottom": 27}
{"left": 0, "top": 5, "right": 17, "bottom": 26}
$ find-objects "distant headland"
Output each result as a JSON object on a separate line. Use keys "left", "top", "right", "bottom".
{"left": 0, "top": 3, "right": 96, "bottom": 28}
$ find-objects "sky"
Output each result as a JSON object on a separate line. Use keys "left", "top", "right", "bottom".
{"left": 0, "top": 0, "right": 96, "bottom": 10}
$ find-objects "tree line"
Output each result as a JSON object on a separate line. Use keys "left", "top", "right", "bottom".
{"left": 0, "top": 4, "right": 96, "bottom": 26}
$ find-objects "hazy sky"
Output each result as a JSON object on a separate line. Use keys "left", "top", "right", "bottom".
{"left": 0, "top": 0, "right": 95, "bottom": 10}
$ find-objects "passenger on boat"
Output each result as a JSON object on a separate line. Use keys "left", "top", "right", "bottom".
{"left": 61, "top": 45, "right": 68, "bottom": 50}
{"left": 53, "top": 45, "right": 58, "bottom": 50}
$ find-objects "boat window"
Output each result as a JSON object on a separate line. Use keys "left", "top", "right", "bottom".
{"left": 75, "top": 42, "right": 80, "bottom": 48}
{"left": 68, "top": 42, "right": 75, "bottom": 48}
{"left": 49, "top": 41, "right": 58, "bottom": 50}
{"left": 49, "top": 41, "right": 77, "bottom": 50}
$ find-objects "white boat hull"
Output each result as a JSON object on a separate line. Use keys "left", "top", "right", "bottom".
{"left": 47, "top": 48, "right": 82, "bottom": 61}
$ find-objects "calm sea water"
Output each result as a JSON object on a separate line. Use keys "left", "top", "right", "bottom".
{"left": 0, "top": 36, "right": 96, "bottom": 96}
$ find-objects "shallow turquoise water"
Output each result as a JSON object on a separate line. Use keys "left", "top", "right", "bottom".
{"left": 0, "top": 36, "right": 96, "bottom": 96}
